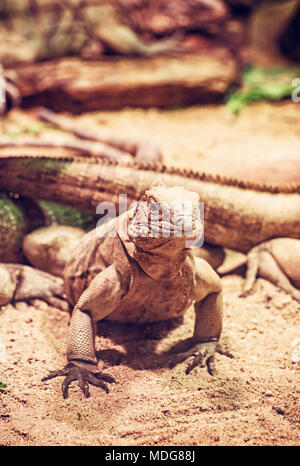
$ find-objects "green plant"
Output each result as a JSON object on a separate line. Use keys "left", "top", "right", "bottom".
{"left": 226, "top": 65, "right": 300, "bottom": 114}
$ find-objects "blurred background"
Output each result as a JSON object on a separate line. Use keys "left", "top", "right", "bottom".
{"left": 0, "top": 0, "right": 300, "bottom": 182}
{"left": 1, "top": 2, "right": 300, "bottom": 446}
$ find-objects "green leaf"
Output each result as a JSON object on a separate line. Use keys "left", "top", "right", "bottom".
{"left": 226, "top": 65, "right": 300, "bottom": 114}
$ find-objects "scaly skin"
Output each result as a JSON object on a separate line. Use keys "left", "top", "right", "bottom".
{"left": 0, "top": 192, "right": 96, "bottom": 263}
{"left": 0, "top": 262, "right": 66, "bottom": 309}
{"left": 0, "top": 0, "right": 181, "bottom": 68}
{"left": 42, "top": 185, "right": 232, "bottom": 398}
{"left": 218, "top": 238, "right": 300, "bottom": 303}
{"left": 0, "top": 194, "right": 26, "bottom": 262}
{"left": 0, "top": 1, "right": 182, "bottom": 113}
{"left": 1, "top": 155, "right": 300, "bottom": 252}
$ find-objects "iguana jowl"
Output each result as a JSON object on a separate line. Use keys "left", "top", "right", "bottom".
{"left": 40, "top": 185, "right": 228, "bottom": 398}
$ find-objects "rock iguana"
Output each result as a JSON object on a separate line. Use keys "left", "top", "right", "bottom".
{"left": 0, "top": 184, "right": 232, "bottom": 398}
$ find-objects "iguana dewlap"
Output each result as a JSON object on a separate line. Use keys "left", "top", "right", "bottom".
{"left": 40, "top": 185, "right": 229, "bottom": 398}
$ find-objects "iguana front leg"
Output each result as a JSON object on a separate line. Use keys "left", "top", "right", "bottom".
{"left": 172, "top": 257, "right": 232, "bottom": 374}
{"left": 43, "top": 264, "right": 128, "bottom": 398}
{"left": 42, "top": 307, "right": 116, "bottom": 399}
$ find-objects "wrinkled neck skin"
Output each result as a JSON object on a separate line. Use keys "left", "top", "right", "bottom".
{"left": 118, "top": 213, "right": 189, "bottom": 280}
{"left": 132, "top": 238, "right": 189, "bottom": 280}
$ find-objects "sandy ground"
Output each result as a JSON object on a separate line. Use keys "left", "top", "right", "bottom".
{"left": 0, "top": 100, "right": 300, "bottom": 446}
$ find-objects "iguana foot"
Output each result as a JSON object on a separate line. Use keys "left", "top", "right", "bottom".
{"left": 170, "top": 338, "right": 233, "bottom": 375}
{"left": 42, "top": 362, "right": 116, "bottom": 399}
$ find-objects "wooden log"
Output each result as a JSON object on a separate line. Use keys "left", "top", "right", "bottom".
{"left": 9, "top": 51, "right": 237, "bottom": 113}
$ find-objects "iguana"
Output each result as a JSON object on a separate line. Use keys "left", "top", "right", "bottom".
{"left": 1, "top": 155, "right": 300, "bottom": 253}
{"left": 2, "top": 154, "right": 300, "bottom": 303}
{"left": 1, "top": 155, "right": 300, "bottom": 398}
{"left": 0, "top": 184, "right": 233, "bottom": 398}
{"left": 0, "top": 106, "right": 162, "bottom": 263}
{"left": 217, "top": 238, "right": 300, "bottom": 303}
{"left": 0, "top": 106, "right": 162, "bottom": 164}
{"left": 0, "top": 0, "right": 184, "bottom": 68}
{"left": 0, "top": 192, "right": 97, "bottom": 263}
{"left": 0, "top": 0, "right": 182, "bottom": 113}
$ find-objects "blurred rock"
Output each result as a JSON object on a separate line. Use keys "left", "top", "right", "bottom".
{"left": 11, "top": 52, "right": 237, "bottom": 112}
{"left": 226, "top": 0, "right": 254, "bottom": 9}
{"left": 122, "top": 0, "right": 229, "bottom": 36}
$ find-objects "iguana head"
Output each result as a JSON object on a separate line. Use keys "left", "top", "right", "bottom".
{"left": 126, "top": 185, "right": 202, "bottom": 278}
{"left": 128, "top": 185, "right": 202, "bottom": 252}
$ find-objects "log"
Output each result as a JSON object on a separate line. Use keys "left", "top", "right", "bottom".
{"left": 10, "top": 52, "right": 237, "bottom": 113}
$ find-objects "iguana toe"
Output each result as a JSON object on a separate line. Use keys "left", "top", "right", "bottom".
{"left": 42, "top": 362, "right": 116, "bottom": 399}
{"left": 171, "top": 340, "right": 234, "bottom": 376}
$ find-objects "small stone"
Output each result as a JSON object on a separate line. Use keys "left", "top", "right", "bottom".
{"left": 272, "top": 406, "right": 285, "bottom": 416}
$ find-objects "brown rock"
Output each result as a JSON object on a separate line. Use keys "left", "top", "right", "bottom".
{"left": 11, "top": 52, "right": 237, "bottom": 112}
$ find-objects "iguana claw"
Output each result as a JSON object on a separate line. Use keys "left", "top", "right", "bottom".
{"left": 171, "top": 339, "right": 234, "bottom": 376}
{"left": 42, "top": 362, "right": 116, "bottom": 399}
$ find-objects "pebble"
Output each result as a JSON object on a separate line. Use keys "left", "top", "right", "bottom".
{"left": 272, "top": 406, "right": 285, "bottom": 416}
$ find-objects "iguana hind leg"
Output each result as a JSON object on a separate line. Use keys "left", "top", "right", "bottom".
{"left": 256, "top": 251, "right": 300, "bottom": 303}
{"left": 240, "top": 245, "right": 260, "bottom": 297}
{"left": 0, "top": 263, "right": 68, "bottom": 310}
{"left": 241, "top": 240, "right": 300, "bottom": 303}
